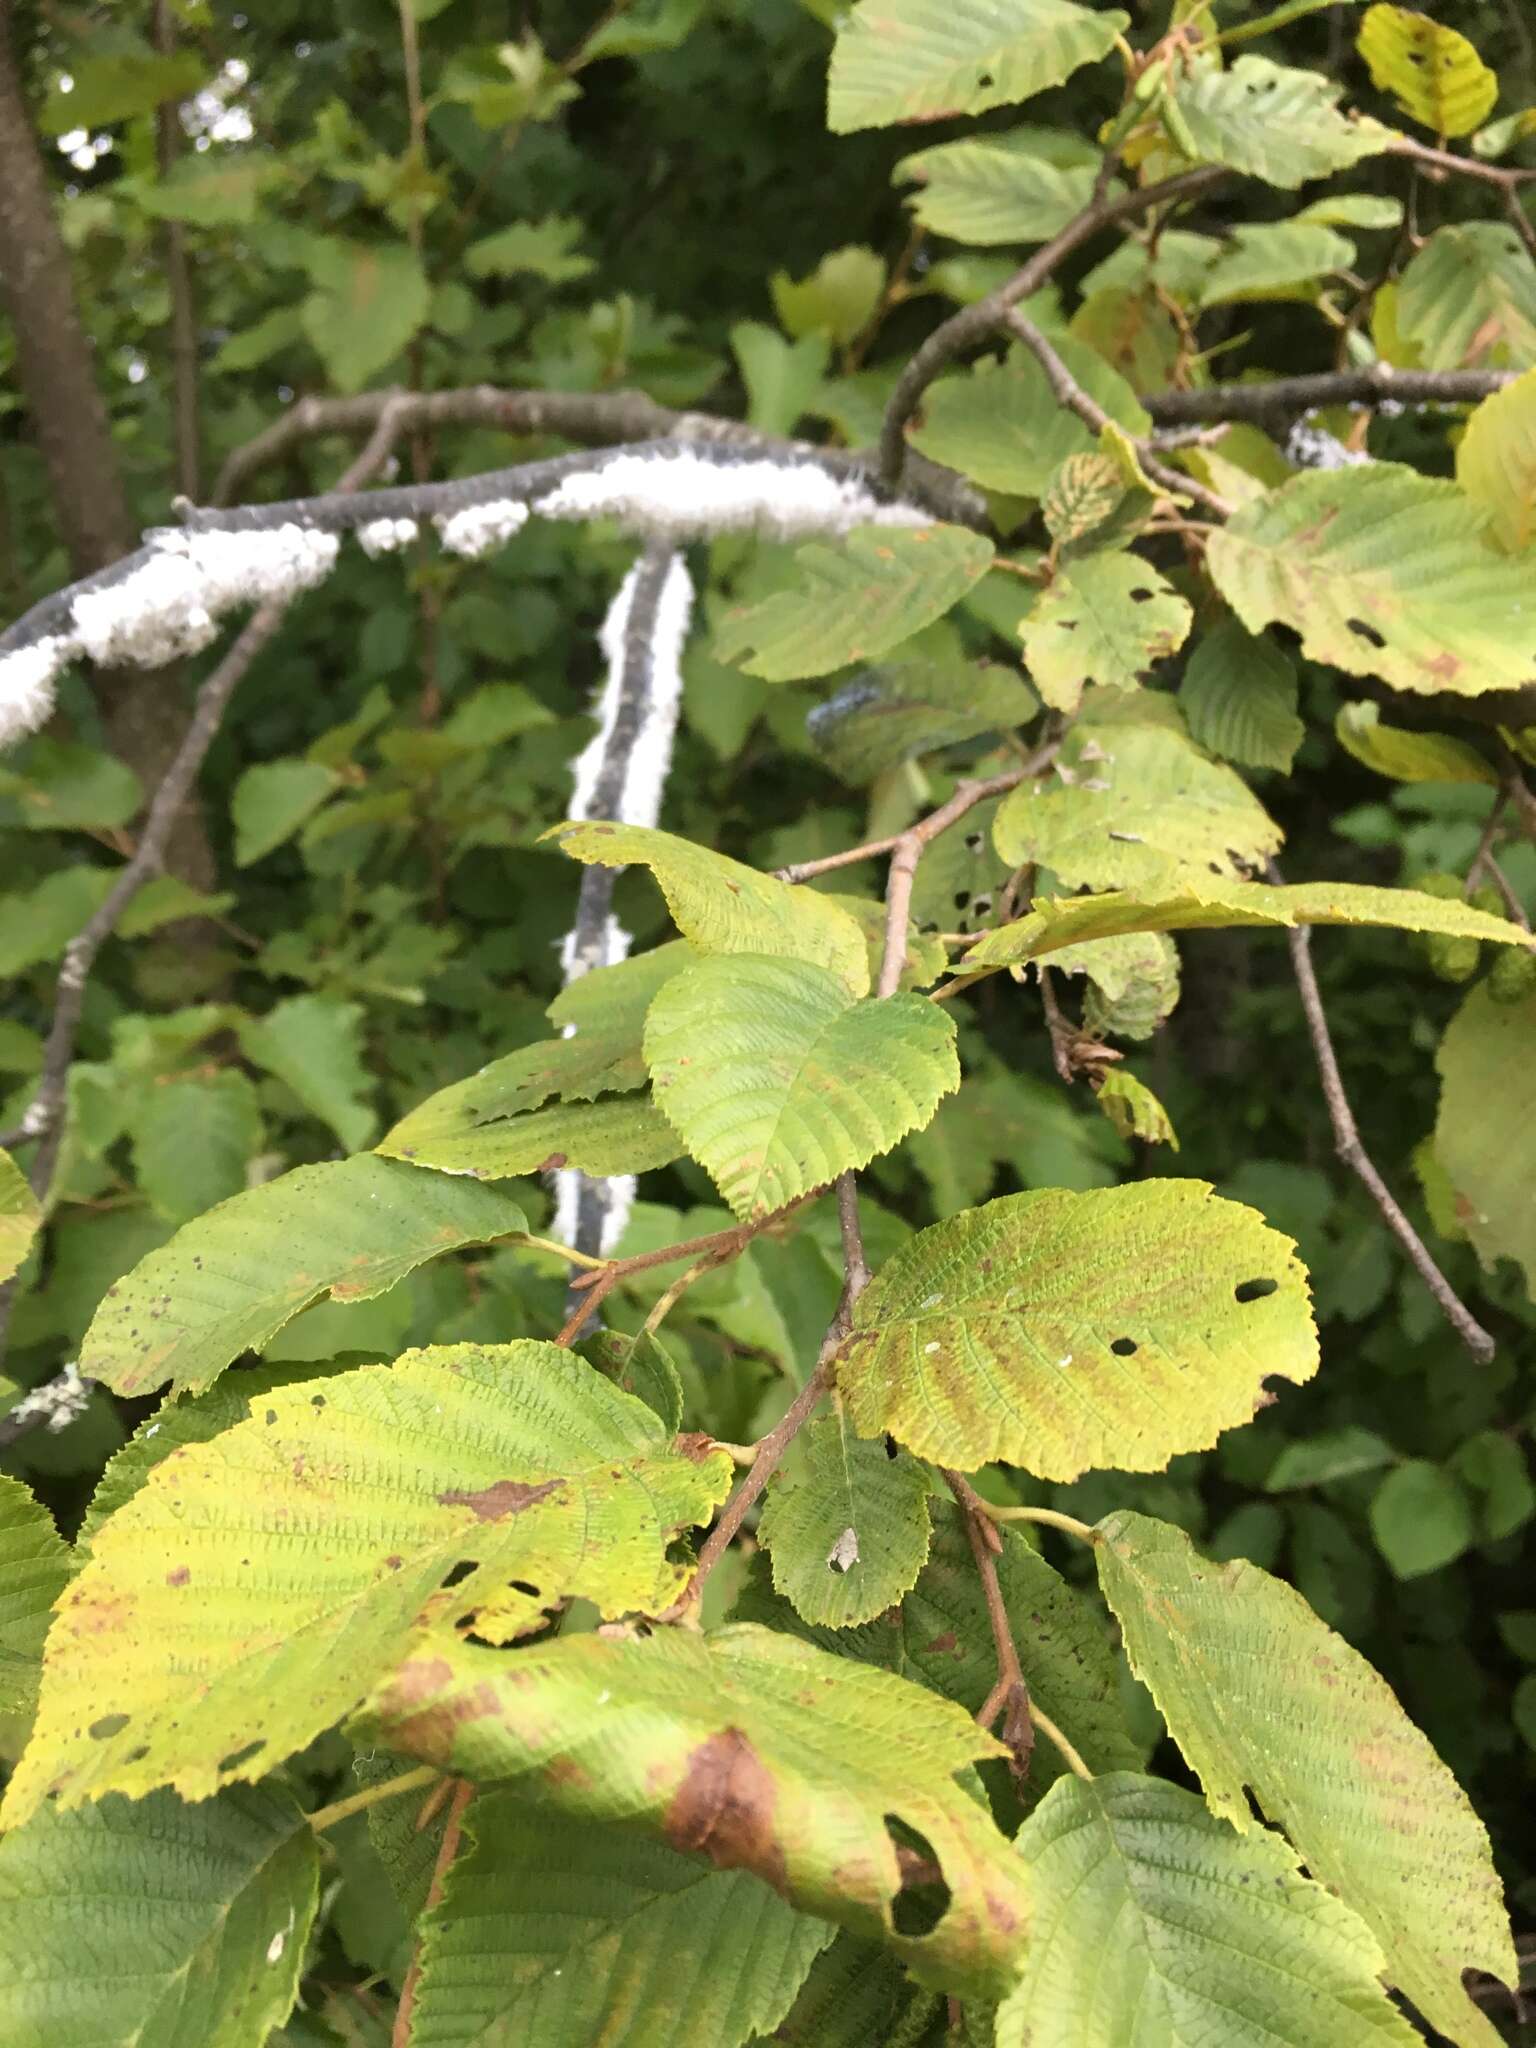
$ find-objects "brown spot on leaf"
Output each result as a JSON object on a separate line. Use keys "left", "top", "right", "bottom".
{"left": 438, "top": 1477, "right": 563, "bottom": 1521}
{"left": 537, "top": 1152, "right": 568, "bottom": 1171}
{"left": 664, "top": 1727, "right": 786, "bottom": 1890}
{"left": 923, "top": 1631, "right": 959, "bottom": 1657}
{"left": 673, "top": 1431, "right": 720, "bottom": 1465}
{"left": 165, "top": 1566, "right": 190, "bottom": 1587}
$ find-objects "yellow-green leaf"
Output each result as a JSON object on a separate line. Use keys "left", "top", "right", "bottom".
{"left": 894, "top": 127, "right": 1105, "bottom": 245}
{"left": 1206, "top": 466, "right": 1536, "bottom": 697}
{"left": 1096, "top": 1069, "right": 1179, "bottom": 1149}
{"left": 758, "top": 1413, "right": 933, "bottom": 1627}
{"left": 545, "top": 821, "right": 871, "bottom": 994}
{"left": 2, "top": 1345, "right": 731, "bottom": 1824}
{"left": 643, "top": 954, "right": 958, "bottom": 1220}
{"left": 0, "top": 1474, "right": 69, "bottom": 1723}
{"left": 1023, "top": 553, "right": 1191, "bottom": 712}
{"left": 1397, "top": 224, "right": 1536, "bottom": 370}
{"left": 1357, "top": 5, "right": 1498, "bottom": 137}
{"left": 1457, "top": 365, "right": 1536, "bottom": 550}
{"left": 837, "top": 1181, "right": 1317, "bottom": 1479}
{"left": 1096, "top": 1511, "right": 1516, "bottom": 2046}
{"left": 0, "top": 1146, "right": 41, "bottom": 1286}
{"left": 1170, "top": 54, "right": 1392, "bottom": 187}
{"left": 1336, "top": 702, "right": 1497, "bottom": 785}
{"left": 911, "top": 346, "right": 1149, "bottom": 498}
{"left": 1435, "top": 982, "right": 1536, "bottom": 1298}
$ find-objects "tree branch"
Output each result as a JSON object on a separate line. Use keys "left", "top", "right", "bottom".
{"left": 945, "top": 1469, "right": 1034, "bottom": 1780}
{"left": 1273, "top": 869, "right": 1496, "bottom": 1364}
{"left": 878, "top": 164, "right": 1228, "bottom": 489}
{"left": 153, "top": 0, "right": 201, "bottom": 503}
{"left": 1143, "top": 366, "right": 1515, "bottom": 425}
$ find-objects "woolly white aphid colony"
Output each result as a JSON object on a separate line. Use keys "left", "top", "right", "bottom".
{"left": 0, "top": 437, "right": 937, "bottom": 1256}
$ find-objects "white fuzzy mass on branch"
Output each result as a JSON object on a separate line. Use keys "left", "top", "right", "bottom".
{"left": 0, "top": 639, "right": 73, "bottom": 749}
{"left": 72, "top": 524, "right": 340, "bottom": 667}
{"left": 435, "top": 500, "right": 530, "bottom": 559}
{"left": 539, "top": 450, "right": 932, "bottom": 542}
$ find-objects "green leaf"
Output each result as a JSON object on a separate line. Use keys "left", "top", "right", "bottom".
{"left": 77, "top": 1153, "right": 529, "bottom": 1398}
{"left": 364, "top": 1622, "right": 1030, "bottom": 1997}
{"left": 837, "top": 1181, "right": 1317, "bottom": 1479}
{"left": 998, "top": 1772, "right": 1421, "bottom": 2048}
{"left": 1199, "top": 222, "right": 1357, "bottom": 307}
{"left": 581, "top": 1327, "right": 686, "bottom": 1434}
{"left": 0, "top": 1786, "right": 319, "bottom": 2048}
{"left": 964, "top": 874, "right": 1536, "bottom": 969}
{"left": 807, "top": 659, "right": 1036, "bottom": 783}
{"left": 0, "top": 1147, "right": 41, "bottom": 1286}
{"left": 1358, "top": 5, "right": 1498, "bottom": 137}
{"left": 762, "top": 1934, "right": 917, "bottom": 2047}
{"left": 1179, "top": 617, "right": 1303, "bottom": 772}
{"left": 1370, "top": 1459, "right": 1476, "bottom": 1578}
{"left": 300, "top": 241, "right": 431, "bottom": 392}
{"left": 1434, "top": 982, "right": 1536, "bottom": 1297}
{"left": 894, "top": 127, "right": 1105, "bottom": 246}
{"left": 129, "top": 1070, "right": 263, "bottom": 1224}
{"left": 772, "top": 247, "right": 886, "bottom": 345}
{"left": 0, "top": 739, "right": 142, "bottom": 833}
{"left": 1454, "top": 1431, "right": 1535, "bottom": 1541}
{"left": 237, "top": 995, "right": 377, "bottom": 1150}
{"left": 731, "top": 322, "right": 831, "bottom": 437}
{"left": 463, "top": 215, "right": 595, "bottom": 282}
{"left": 758, "top": 1414, "right": 932, "bottom": 1626}
{"left": 136, "top": 156, "right": 271, "bottom": 226}
{"left": 0, "top": 867, "right": 115, "bottom": 978}
{"left": 115, "top": 875, "right": 237, "bottom": 937}
{"left": 644, "top": 955, "right": 959, "bottom": 1220}
{"left": 1095, "top": 1069, "right": 1179, "bottom": 1148}
{"left": 911, "top": 347, "right": 1150, "bottom": 497}
{"left": 828, "top": 0, "right": 1129, "bottom": 133}
{"left": 1335, "top": 702, "right": 1497, "bottom": 784}
{"left": 1096, "top": 1511, "right": 1515, "bottom": 2046}
{"left": 231, "top": 759, "right": 341, "bottom": 866}
{"left": 713, "top": 526, "right": 995, "bottom": 683}
{"left": 545, "top": 822, "right": 871, "bottom": 994}
{"left": 0, "top": 1474, "right": 69, "bottom": 1721}
{"left": 1047, "top": 929, "right": 1181, "bottom": 1041}
{"left": 1457, "top": 364, "right": 1536, "bottom": 549}
{"left": 1396, "top": 224, "right": 1536, "bottom": 369}
{"left": 3, "top": 1346, "right": 730, "bottom": 1822}
{"left": 548, "top": 940, "right": 694, "bottom": 1034}
{"left": 395, "top": 1090, "right": 685, "bottom": 1181}
{"left": 992, "top": 726, "right": 1281, "bottom": 890}
{"left": 1022, "top": 553, "right": 1192, "bottom": 713}
{"left": 38, "top": 47, "right": 207, "bottom": 133}
{"left": 1206, "top": 465, "right": 1536, "bottom": 697}
{"left": 1264, "top": 1425, "right": 1396, "bottom": 1490}
{"left": 1170, "top": 55, "right": 1391, "bottom": 187}
{"left": 579, "top": 0, "right": 708, "bottom": 59}
{"left": 411, "top": 1790, "right": 831, "bottom": 2048}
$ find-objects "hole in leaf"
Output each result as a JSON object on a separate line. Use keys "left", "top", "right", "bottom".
{"left": 219, "top": 1739, "right": 266, "bottom": 1774}
{"left": 964, "top": 831, "right": 984, "bottom": 853}
{"left": 1346, "top": 617, "right": 1386, "bottom": 650}
{"left": 1110, "top": 1336, "right": 1138, "bottom": 1357}
{"left": 885, "top": 1815, "right": 952, "bottom": 1936}
{"left": 884, "top": 1434, "right": 900, "bottom": 1460}
{"left": 508, "top": 1579, "right": 541, "bottom": 1598}
{"left": 440, "top": 1559, "right": 477, "bottom": 1590}
{"left": 1129, "top": 586, "right": 1154, "bottom": 604}
{"left": 126, "top": 1745, "right": 149, "bottom": 1764}
{"left": 972, "top": 895, "right": 993, "bottom": 917}
{"left": 976, "top": 69, "right": 993, "bottom": 88}
{"left": 1234, "top": 1276, "right": 1278, "bottom": 1304}
{"left": 89, "top": 1712, "right": 130, "bottom": 1740}
{"left": 953, "top": 890, "right": 972, "bottom": 911}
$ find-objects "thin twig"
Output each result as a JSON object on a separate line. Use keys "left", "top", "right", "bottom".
{"left": 1273, "top": 867, "right": 1496, "bottom": 1363}
{"left": 1030, "top": 1702, "right": 1094, "bottom": 1782}
{"left": 307, "top": 1762, "right": 440, "bottom": 1836}
{"left": 879, "top": 163, "right": 1227, "bottom": 488}
{"left": 391, "top": 1777, "right": 474, "bottom": 2048}
{"left": 946, "top": 1468, "right": 1034, "bottom": 1780}
{"left": 1387, "top": 135, "right": 1536, "bottom": 263}
{"left": 1143, "top": 365, "right": 1514, "bottom": 425}
{"left": 974, "top": 1502, "right": 1096, "bottom": 1545}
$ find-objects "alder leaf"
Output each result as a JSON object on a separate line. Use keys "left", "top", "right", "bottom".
{"left": 0, "top": 1146, "right": 41, "bottom": 1285}
{"left": 546, "top": 940, "right": 694, "bottom": 1034}
{"left": 758, "top": 1413, "right": 933, "bottom": 1627}
{"left": 77, "top": 1154, "right": 530, "bottom": 1398}
{"left": 0, "top": 1785, "right": 320, "bottom": 2048}
{"left": 806, "top": 659, "right": 1036, "bottom": 784}
{"left": 237, "top": 994, "right": 376, "bottom": 1151}
{"left": 1336, "top": 702, "right": 1497, "bottom": 785}
{"left": 0, "top": 1474, "right": 69, "bottom": 1721}
{"left": 712, "top": 526, "right": 995, "bottom": 683}
{"left": 1357, "top": 5, "right": 1498, "bottom": 137}
{"left": 894, "top": 127, "right": 1105, "bottom": 245}
{"left": 1206, "top": 466, "right": 1536, "bottom": 697}
{"left": 827, "top": 0, "right": 1128, "bottom": 134}
{"left": 2, "top": 1344, "right": 731, "bottom": 1822}
{"left": 1095, "top": 1510, "right": 1516, "bottom": 2047}
{"left": 130, "top": 1070, "right": 263, "bottom": 1225}
{"left": 1178, "top": 617, "right": 1304, "bottom": 773}
{"left": 911, "top": 347, "right": 1149, "bottom": 498}
{"left": 1022, "top": 553, "right": 1192, "bottom": 712}
{"left": 837, "top": 1181, "right": 1317, "bottom": 1478}
{"left": 1046, "top": 929, "right": 1181, "bottom": 1041}
{"left": 410, "top": 1790, "right": 832, "bottom": 2048}
{"left": 644, "top": 954, "right": 959, "bottom": 1220}
{"left": 1096, "top": 1069, "right": 1179, "bottom": 1149}
{"left": 997, "top": 1773, "right": 1422, "bottom": 2048}
{"left": 363, "top": 1621, "right": 1031, "bottom": 1998}
{"left": 1456, "top": 364, "right": 1536, "bottom": 549}
{"left": 545, "top": 821, "right": 870, "bottom": 995}
{"left": 1434, "top": 983, "right": 1536, "bottom": 1297}
{"left": 1169, "top": 54, "right": 1392, "bottom": 187}
{"left": 1198, "top": 222, "right": 1357, "bottom": 307}
{"left": 300, "top": 239, "right": 431, "bottom": 391}
{"left": 1396, "top": 224, "right": 1536, "bottom": 369}
{"left": 964, "top": 874, "right": 1536, "bottom": 968}
{"left": 992, "top": 726, "right": 1281, "bottom": 889}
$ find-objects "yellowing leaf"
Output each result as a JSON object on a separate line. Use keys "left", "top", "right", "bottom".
{"left": 1096, "top": 1069, "right": 1179, "bottom": 1149}
{"left": 364, "top": 1621, "right": 1031, "bottom": 1997}
{"left": 0, "top": 1146, "right": 41, "bottom": 1286}
{"left": 758, "top": 1414, "right": 933, "bottom": 1628}
{"left": 999, "top": 1773, "right": 1421, "bottom": 2048}
{"left": 894, "top": 127, "right": 1106, "bottom": 245}
{"left": 1435, "top": 982, "right": 1536, "bottom": 1298}
{"left": 1206, "top": 466, "right": 1536, "bottom": 697}
{"left": 963, "top": 874, "right": 1536, "bottom": 968}
{"left": 1457, "top": 365, "right": 1536, "bottom": 549}
{"left": 1358, "top": 5, "right": 1498, "bottom": 137}
{"left": 837, "top": 1181, "right": 1317, "bottom": 1479}
{"left": 0, "top": 1474, "right": 69, "bottom": 1722}
{"left": 545, "top": 821, "right": 871, "bottom": 994}
{"left": 644, "top": 954, "right": 958, "bottom": 1221}
{"left": 0, "top": 1786, "right": 320, "bottom": 2048}
{"left": 2, "top": 1345, "right": 731, "bottom": 1823}
{"left": 78, "top": 1154, "right": 530, "bottom": 1398}
{"left": 1022, "top": 553, "right": 1192, "bottom": 712}
{"left": 771, "top": 246, "right": 886, "bottom": 344}
{"left": 712, "top": 525, "right": 995, "bottom": 683}
{"left": 828, "top": 0, "right": 1128, "bottom": 134}
{"left": 993, "top": 726, "right": 1281, "bottom": 890}
{"left": 1096, "top": 1511, "right": 1516, "bottom": 2046}
{"left": 1397, "top": 224, "right": 1536, "bottom": 369}
{"left": 1336, "top": 702, "right": 1497, "bottom": 784}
